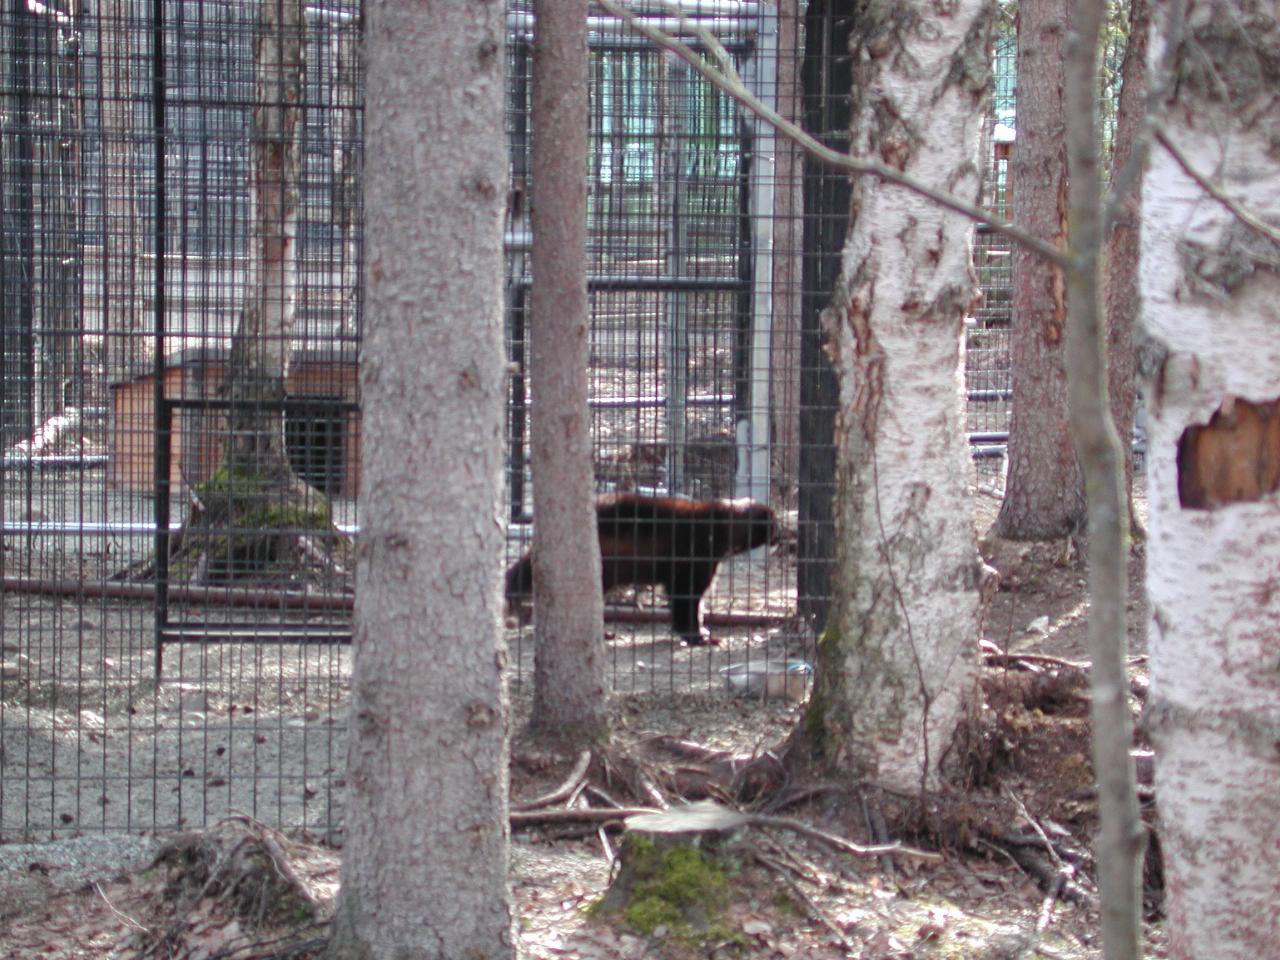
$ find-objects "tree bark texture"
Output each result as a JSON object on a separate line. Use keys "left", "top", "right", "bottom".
{"left": 528, "top": 0, "right": 609, "bottom": 739}
{"left": 1141, "top": 3, "right": 1280, "bottom": 958}
{"left": 1062, "top": 3, "right": 1143, "bottom": 957}
{"left": 996, "top": 0, "right": 1086, "bottom": 540}
{"left": 326, "top": 1, "right": 513, "bottom": 958}
{"left": 1103, "top": 0, "right": 1149, "bottom": 506}
{"left": 225, "top": 0, "right": 305, "bottom": 450}
{"left": 800, "top": 0, "right": 988, "bottom": 792}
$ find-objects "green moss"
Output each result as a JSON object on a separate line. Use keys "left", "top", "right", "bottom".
{"left": 802, "top": 621, "right": 840, "bottom": 756}
{"left": 771, "top": 891, "right": 801, "bottom": 915}
{"left": 624, "top": 895, "right": 685, "bottom": 935}
{"left": 595, "top": 837, "right": 734, "bottom": 943}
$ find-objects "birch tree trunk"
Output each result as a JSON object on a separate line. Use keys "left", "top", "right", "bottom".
{"left": 995, "top": 0, "right": 1086, "bottom": 540}
{"left": 528, "top": 0, "right": 608, "bottom": 739}
{"left": 1141, "top": 3, "right": 1280, "bottom": 957}
{"left": 794, "top": 0, "right": 989, "bottom": 792}
{"left": 141, "top": 0, "right": 349, "bottom": 586}
{"left": 326, "top": 1, "right": 513, "bottom": 957}
{"left": 329, "top": 16, "right": 361, "bottom": 340}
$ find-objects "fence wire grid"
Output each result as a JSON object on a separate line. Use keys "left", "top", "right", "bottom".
{"left": 2, "top": 0, "right": 1125, "bottom": 839}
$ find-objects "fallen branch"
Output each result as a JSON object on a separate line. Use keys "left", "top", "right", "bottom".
{"left": 746, "top": 811, "right": 941, "bottom": 862}
{"left": 510, "top": 806, "right": 658, "bottom": 827}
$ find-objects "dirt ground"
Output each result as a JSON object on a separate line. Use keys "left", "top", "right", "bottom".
{"left": 0, "top": 470, "right": 1162, "bottom": 960}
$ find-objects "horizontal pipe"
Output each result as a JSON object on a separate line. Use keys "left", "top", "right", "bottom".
{"left": 2, "top": 521, "right": 360, "bottom": 537}
{"left": 2, "top": 455, "right": 110, "bottom": 470}
{"left": 2, "top": 576, "right": 354, "bottom": 612}
{"left": 2, "top": 577, "right": 780, "bottom": 636}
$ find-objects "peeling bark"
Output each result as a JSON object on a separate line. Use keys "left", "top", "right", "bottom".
{"left": 794, "top": 0, "right": 988, "bottom": 792}
{"left": 1141, "top": 2, "right": 1280, "bottom": 956}
{"left": 1104, "top": 0, "right": 1149, "bottom": 508}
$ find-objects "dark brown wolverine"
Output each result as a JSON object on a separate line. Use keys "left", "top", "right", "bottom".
{"left": 505, "top": 493, "right": 777, "bottom": 645}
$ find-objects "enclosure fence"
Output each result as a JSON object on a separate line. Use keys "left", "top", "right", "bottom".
{"left": 2, "top": 0, "right": 1122, "bottom": 839}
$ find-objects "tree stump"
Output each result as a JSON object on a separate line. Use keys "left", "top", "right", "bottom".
{"left": 594, "top": 801, "right": 750, "bottom": 937}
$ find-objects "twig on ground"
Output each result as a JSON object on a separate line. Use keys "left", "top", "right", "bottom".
{"left": 862, "top": 792, "right": 898, "bottom": 880}
{"left": 758, "top": 782, "right": 845, "bottom": 815}
{"left": 747, "top": 812, "right": 942, "bottom": 862}
{"left": 94, "top": 881, "right": 150, "bottom": 933}
{"left": 598, "top": 824, "right": 616, "bottom": 867}
{"left": 752, "top": 850, "right": 857, "bottom": 954}
{"left": 585, "top": 784, "right": 624, "bottom": 809}
{"left": 757, "top": 830, "right": 821, "bottom": 885}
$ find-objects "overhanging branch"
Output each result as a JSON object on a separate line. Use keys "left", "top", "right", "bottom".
{"left": 593, "top": 0, "right": 1070, "bottom": 268}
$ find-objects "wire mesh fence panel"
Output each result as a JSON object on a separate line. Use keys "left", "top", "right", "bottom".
{"left": 503, "top": 4, "right": 808, "bottom": 702}
{"left": 3, "top": 0, "right": 1134, "bottom": 839}
{"left": 2, "top": 0, "right": 360, "bottom": 841}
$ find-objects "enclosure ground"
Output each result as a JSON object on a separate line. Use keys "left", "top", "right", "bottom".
{"left": 0, "top": 475, "right": 1163, "bottom": 959}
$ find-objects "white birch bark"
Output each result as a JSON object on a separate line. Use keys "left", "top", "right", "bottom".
{"left": 326, "top": 1, "right": 513, "bottom": 957}
{"left": 1141, "top": 3, "right": 1280, "bottom": 956}
{"left": 806, "top": 1, "right": 988, "bottom": 791}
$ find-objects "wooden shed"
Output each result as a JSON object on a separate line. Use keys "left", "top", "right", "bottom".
{"left": 109, "top": 347, "right": 362, "bottom": 498}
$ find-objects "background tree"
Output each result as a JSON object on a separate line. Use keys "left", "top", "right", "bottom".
{"left": 325, "top": 0, "right": 513, "bottom": 957}
{"left": 1140, "top": 2, "right": 1280, "bottom": 956}
{"left": 527, "top": 0, "right": 609, "bottom": 740}
{"left": 142, "top": 0, "right": 349, "bottom": 587}
{"left": 790, "top": 0, "right": 991, "bottom": 791}
{"left": 1103, "top": 0, "right": 1149, "bottom": 509}
{"left": 996, "top": 0, "right": 1086, "bottom": 540}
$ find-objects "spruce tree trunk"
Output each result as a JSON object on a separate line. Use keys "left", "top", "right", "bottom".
{"left": 1141, "top": 3, "right": 1280, "bottom": 957}
{"left": 795, "top": 0, "right": 989, "bottom": 792}
{"left": 1103, "top": 0, "right": 1149, "bottom": 507}
{"left": 996, "top": 0, "right": 1086, "bottom": 540}
{"left": 527, "top": 0, "right": 608, "bottom": 740}
{"left": 326, "top": 0, "right": 513, "bottom": 957}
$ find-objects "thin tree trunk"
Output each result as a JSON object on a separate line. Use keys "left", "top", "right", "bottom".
{"left": 528, "top": 0, "right": 608, "bottom": 739}
{"left": 148, "top": 0, "right": 349, "bottom": 587}
{"left": 329, "top": 16, "right": 361, "bottom": 340}
{"left": 996, "top": 0, "right": 1086, "bottom": 540}
{"left": 224, "top": 0, "right": 304, "bottom": 467}
{"left": 1104, "top": 0, "right": 1149, "bottom": 512}
{"left": 326, "top": 0, "right": 513, "bottom": 957}
{"left": 793, "top": 0, "right": 988, "bottom": 792}
{"left": 1141, "top": 2, "right": 1280, "bottom": 957}
{"left": 1062, "top": 2, "right": 1143, "bottom": 958}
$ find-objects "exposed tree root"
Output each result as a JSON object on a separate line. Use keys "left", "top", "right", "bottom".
{"left": 136, "top": 816, "right": 333, "bottom": 960}
{"left": 114, "top": 467, "right": 353, "bottom": 594}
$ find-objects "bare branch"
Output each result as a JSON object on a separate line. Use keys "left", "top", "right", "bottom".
{"left": 593, "top": 0, "right": 1069, "bottom": 268}
{"left": 1154, "top": 127, "right": 1280, "bottom": 244}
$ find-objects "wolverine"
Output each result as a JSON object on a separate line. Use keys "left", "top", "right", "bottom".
{"left": 505, "top": 493, "right": 777, "bottom": 645}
